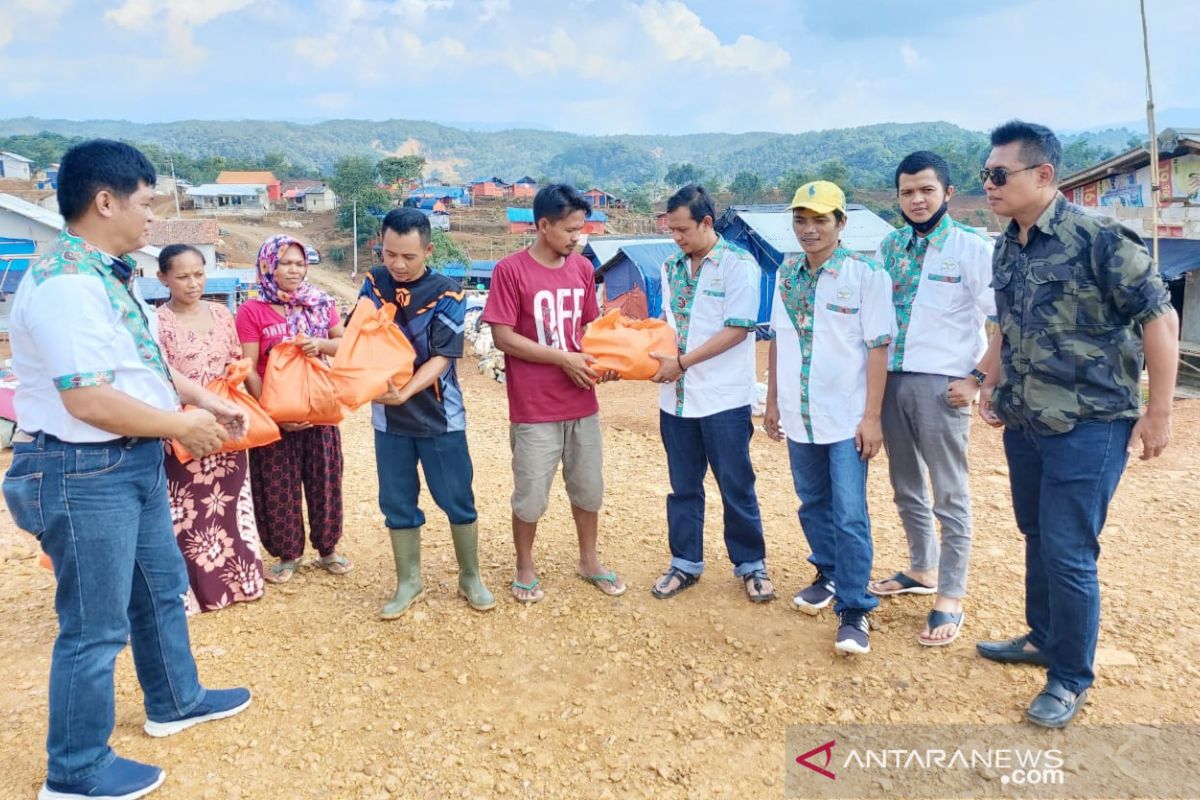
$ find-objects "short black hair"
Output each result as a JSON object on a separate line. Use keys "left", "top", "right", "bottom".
{"left": 666, "top": 184, "right": 715, "bottom": 225}
{"left": 990, "top": 120, "right": 1062, "bottom": 175}
{"left": 895, "top": 151, "right": 952, "bottom": 191}
{"left": 158, "top": 243, "right": 205, "bottom": 273}
{"left": 57, "top": 139, "right": 156, "bottom": 223}
{"left": 533, "top": 183, "right": 591, "bottom": 224}
{"left": 381, "top": 207, "right": 432, "bottom": 247}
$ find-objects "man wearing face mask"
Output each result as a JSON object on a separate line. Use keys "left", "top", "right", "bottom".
{"left": 867, "top": 152, "right": 995, "bottom": 649}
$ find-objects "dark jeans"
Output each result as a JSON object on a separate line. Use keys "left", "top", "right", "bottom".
{"left": 1003, "top": 419, "right": 1133, "bottom": 693}
{"left": 659, "top": 406, "right": 766, "bottom": 576}
{"left": 375, "top": 429, "right": 477, "bottom": 529}
{"left": 3, "top": 435, "right": 203, "bottom": 783}
{"left": 787, "top": 437, "right": 879, "bottom": 615}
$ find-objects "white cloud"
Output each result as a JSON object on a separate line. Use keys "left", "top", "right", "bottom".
{"left": 0, "top": 0, "right": 69, "bottom": 49}
{"left": 900, "top": 41, "right": 920, "bottom": 69}
{"left": 635, "top": 0, "right": 789, "bottom": 73}
{"left": 104, "top": 0, "right": 256, "bottom": 62}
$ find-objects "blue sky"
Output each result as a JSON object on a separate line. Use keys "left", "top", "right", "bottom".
{"left": 0, "top": 0, "right": 1196, "bottom": 135}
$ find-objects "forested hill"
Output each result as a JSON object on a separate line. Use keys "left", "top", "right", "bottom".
{"left": 0, "top": 116, "right": 1137, "bottom": 193}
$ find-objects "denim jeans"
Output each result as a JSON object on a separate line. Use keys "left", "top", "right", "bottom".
{"left": 375, "top": 429, "right": 477, "bottom": 529}
{"left": 1003, "top": 419, "right": 1132, "bottom": 694}
{"left": 659, "top": 406, "right": 767, "bottom": 577}
{"left": 787, "top": 437, "right": 879, "bottom": 615}
{"left": 2, "top": 435, "right": 204, "bottom": 783}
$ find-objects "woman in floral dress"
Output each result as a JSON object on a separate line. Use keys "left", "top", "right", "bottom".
{"left": 156, "top": 244, "right": 265, "bottom": 613}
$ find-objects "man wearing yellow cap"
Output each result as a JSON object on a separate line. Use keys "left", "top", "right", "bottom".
{"left": 764, "top": 181, "right": 894, "bottom": 654}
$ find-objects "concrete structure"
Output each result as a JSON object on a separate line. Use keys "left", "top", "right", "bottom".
{"left": 512, "top": 177, "right": 538, "bottom": 198}
{"left": 301, "top": 185, "right": 338, "bottom": 212}
{"left": 0, "top": 152, "right": 33, "bottom": 181}
{"left": 583, "top": 188, "right": 622, "bottom": 209}
{"left": 146, "top": 218, "right": 220, "bottom": 267}
{"left": 217, "top": 171, "right": 281, "bottom": 201}
{"left": 187, "top": 183, "right": 269, "bottom": 213}
{"left": 470, "top": 177, "right": 510, "bottom": 199}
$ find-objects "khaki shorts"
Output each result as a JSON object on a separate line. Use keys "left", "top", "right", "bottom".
{"left": 509, "top": 413, "right": 604, "bottom": 523}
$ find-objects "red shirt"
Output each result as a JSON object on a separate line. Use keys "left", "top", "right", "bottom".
{"left": 235, "top": 299, "right": 341, "bottom": 379}
{"left": 482, "top": 249, "right": 600, "bottom": 423}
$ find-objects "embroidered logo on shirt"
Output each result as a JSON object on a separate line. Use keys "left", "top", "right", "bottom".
{"left": 836, "top": 287, "right": 852, "bottom": 301}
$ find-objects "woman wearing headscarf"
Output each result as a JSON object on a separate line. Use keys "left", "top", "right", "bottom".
{"left": 236, "top": 234, "right": 351, "bottom": 583}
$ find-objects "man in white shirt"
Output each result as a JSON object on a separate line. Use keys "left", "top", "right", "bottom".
{"left": 3, "top": 140, "right": 252, "bottom": 800}
{"left": 649, "top": 185, "right": 773, "bottom": 603}
{"left": 867, "top": 151, "right": 996, "bottom": 648}
{"left": 764, "top": 181, "right": 894, "bottom": 655}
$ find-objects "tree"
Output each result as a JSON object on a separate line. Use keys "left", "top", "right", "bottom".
{"left": 329, "top": 155, "right": 378, "bottom": 200}
{"left": 377, "top": 155, "right": 426, "bottom": 186}
{"left": 336, "top": 186, "right": 392, "bottom": 245}
{"left": 665, "top": 162, "right": 705, "bottom": 187}
{"left": 430, "top": 230, "right": 468, "bottom": 272}
{"left": 626, "top": 187, "right": 654, "bottom": 215}
{"left": 778, "top": 168, "right": 816, "bottom": 198}
{"left": 729, "top": 171, "right": 765, "bottom": 203}
{"left": 817, "top": 159, "right": 852, "bottom": 188}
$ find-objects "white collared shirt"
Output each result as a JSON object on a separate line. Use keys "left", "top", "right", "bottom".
{"left": 771, "top": 247, "right": 894, "bottom": 445}
{"left": 659, "top": 236, "right": 761, "bottom": 418}
{"left": 10, "top": 233, "right": 178, "bottom": 443}
{"left": 875, "top": 217, "right": 996, "bottom": 377}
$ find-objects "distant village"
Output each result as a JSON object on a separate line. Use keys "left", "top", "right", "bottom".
{"left": 1, "top": 129, "right": 1198, "bottom": 385}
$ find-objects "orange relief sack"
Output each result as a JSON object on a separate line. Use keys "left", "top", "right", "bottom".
{"left": 259, "top": 342, "right": 345, "bottom": 426}
{"left": 581, "top": 309, "right": 677, "bottom": 381}
{"left": 171, "top": 358, "right": 283, "bottom": 464}
{"left": 329, "top": 297, "right": 417, "bottom": 410}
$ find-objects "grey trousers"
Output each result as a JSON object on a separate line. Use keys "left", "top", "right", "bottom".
{"left": 881, "top": 372, "right": 974, "bottom": 598}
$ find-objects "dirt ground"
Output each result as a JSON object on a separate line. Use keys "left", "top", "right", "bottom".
{"left": 1, "top": 269, "right": 1198, "bottom": 798}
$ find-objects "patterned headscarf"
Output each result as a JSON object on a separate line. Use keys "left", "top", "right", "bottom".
{"left": 255, "top": 234, "right": 338, "bottom": 337}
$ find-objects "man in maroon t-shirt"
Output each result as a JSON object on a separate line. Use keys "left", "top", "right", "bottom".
{"left": 482, "top": 184, "right": 625, "bottom": 603}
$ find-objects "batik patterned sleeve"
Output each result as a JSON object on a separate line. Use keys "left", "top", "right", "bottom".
{"left": 29, "top": 277, "right": 120, "bottom": 391}
{"left": 860, "top": 262, "right": 896, "bottom": 349}
{"left": 723, "top": 256, "right": 760, "bottom": 329}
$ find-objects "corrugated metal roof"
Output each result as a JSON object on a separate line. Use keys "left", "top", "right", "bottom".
{"left": 0, "top": 151, "right": 34, "bottom": 163}
{"left": 0, "top": 193, "right": 160, "bottom": 259}
{"left": 216, "top": 171, "right": 278, "bottom": 185}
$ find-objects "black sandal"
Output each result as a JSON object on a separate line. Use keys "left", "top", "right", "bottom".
{"left": 651, "top": 566, "right": 700, "bottom": 599}
{"left": 743, "top": 569, "right": 776, "bottom": 603}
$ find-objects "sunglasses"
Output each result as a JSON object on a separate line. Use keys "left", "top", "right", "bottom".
{"left": 979, "top": 164, "right": 1045, "bottom": 187}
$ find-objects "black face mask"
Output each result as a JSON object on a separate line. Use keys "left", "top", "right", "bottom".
{"left": 901, "top": 200, "right": 949, "bottom": 236}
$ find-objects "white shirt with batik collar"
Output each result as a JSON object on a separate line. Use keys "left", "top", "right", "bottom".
{"left": 771, "top": 246, "right": 894, "bottom": 445}
{"left": 659, "top": 236, "right": 761, "bottom": 418}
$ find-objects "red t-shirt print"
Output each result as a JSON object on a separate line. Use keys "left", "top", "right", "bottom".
{"left": 482, "top": 249, "right": 600, "bottom": 424}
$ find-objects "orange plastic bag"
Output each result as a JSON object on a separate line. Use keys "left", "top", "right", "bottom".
{"left": 172, "top": 359, "right": 283, "bottom": 463}
{"left": 329, "top": 297, "right": 417, "bottom": 410}
{"left": 259, "top": 342, "right": 345, "bottom": 425}
{"left": 581, "top": 309, "right": 678, "bottom": 381}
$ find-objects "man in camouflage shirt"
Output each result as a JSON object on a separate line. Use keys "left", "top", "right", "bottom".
{"left": 975, "top": 121, "right": 1179, "bottom": 728}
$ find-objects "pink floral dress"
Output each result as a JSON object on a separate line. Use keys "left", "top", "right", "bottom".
{"left": 157, "top": 302, "right": 265, "bottom": 613}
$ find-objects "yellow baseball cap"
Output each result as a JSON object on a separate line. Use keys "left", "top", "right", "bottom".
{"left": 789, "top": 180, "right": 846, "bottom": 215}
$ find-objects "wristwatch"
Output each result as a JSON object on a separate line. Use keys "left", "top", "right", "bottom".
{"left": 970, "top": 369, "right": 987, "bottom": 386}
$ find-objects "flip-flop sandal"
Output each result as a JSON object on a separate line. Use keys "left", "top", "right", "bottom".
{"left": 917, "top": 609, "right": 965, "bottom": 647}
{"left": 511, "top": 578, "right": 545, "bottom": 604}
{"left": 578, "top": 570, "right": 627, "bottom": 597}
{"left": 317, "top": 554, "right": 353, "bottom": 575}
{"left": 742, "top": 569, "right": 776, "bottom": 603}
{"left": 869, "top": 571, "right": 936, "bottom": 596}
{"left": 264, "top": 559, "right": 300, "bottom": 584}
{"left": 650, "top": 566, "right": 699, "bottom": 599}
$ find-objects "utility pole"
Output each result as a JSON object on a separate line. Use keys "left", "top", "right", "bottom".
{"left": 168, "top": 155, "right": 181, "bottom": 218}
{"left": 1140, "top": 0, "right": 1160, "bottom": 265}
{"left": 352, "top": 196, "right": 359, "bottom": 278}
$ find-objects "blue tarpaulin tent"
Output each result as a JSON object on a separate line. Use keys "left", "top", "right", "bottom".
{"left": 596, "top": 241, "right": 679, "bottom": 320}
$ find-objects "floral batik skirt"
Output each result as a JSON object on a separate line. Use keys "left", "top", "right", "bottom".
{"left": 164, "top": 444, "right": 265, "bottom": 613}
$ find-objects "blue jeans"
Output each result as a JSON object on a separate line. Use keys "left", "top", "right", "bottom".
{"left": 659, "top": 406, "right": 766, "bottom": 577}
{"left": 1003, "top": 420, "right": 1132, "bottom": 694}
{"left": 787, "top": 437, "right": 878, "bottom": 615}
{"left": 374, "top": 429, "right": 477, "bottom": 529}
{"left": 2, "top": 435, "right": 204, "bottom": 783}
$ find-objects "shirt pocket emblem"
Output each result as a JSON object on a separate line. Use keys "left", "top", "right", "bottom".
{"left": 836, "top": 286, "right": 853, "bottom": 301}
